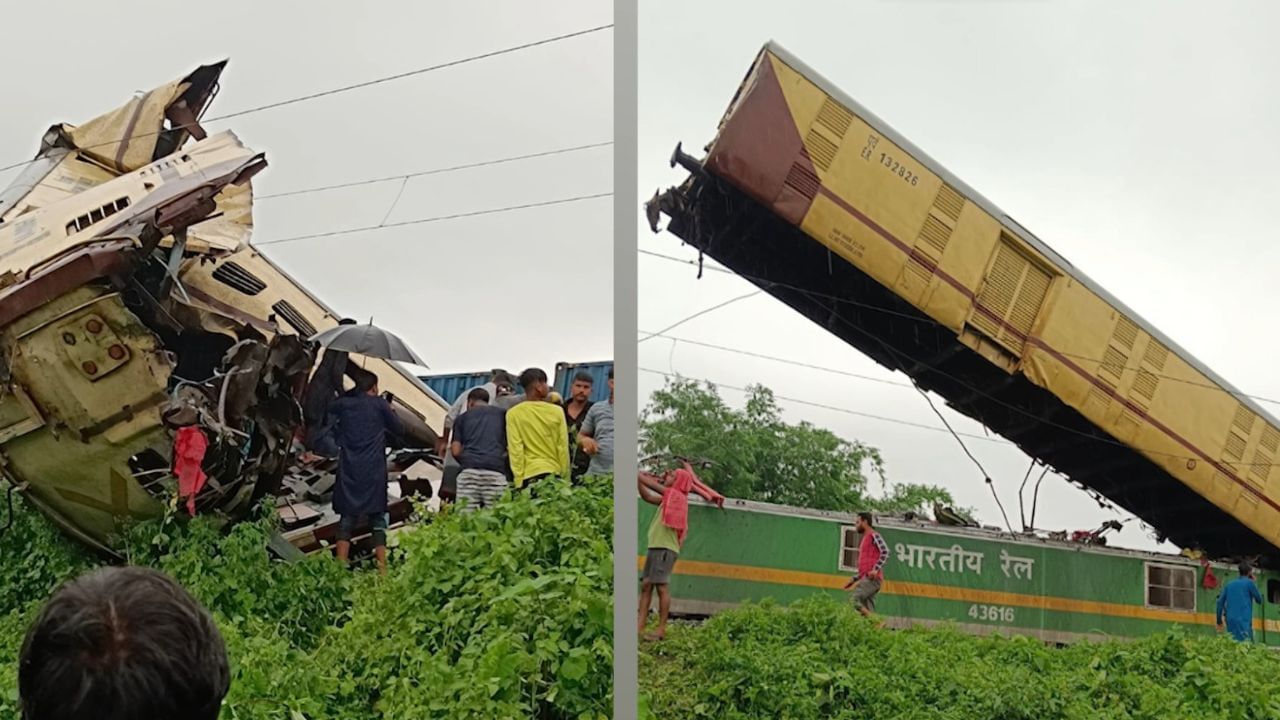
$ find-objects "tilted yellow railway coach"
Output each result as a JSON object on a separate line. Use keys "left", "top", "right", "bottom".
{"left": 649, "top": 42, "right": 1280, "bottom": 564}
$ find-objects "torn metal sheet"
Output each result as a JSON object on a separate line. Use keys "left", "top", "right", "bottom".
{"left": 0, "top": 62, "right": 447, "bottom": 557}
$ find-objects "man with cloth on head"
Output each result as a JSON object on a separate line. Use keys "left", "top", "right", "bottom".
{"left": 331, "top": 369, "right": 402, "bottom": 575}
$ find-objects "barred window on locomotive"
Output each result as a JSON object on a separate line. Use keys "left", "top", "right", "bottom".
{"left": 1145, "top": 563, "right": 1195, "bottom": 612}
{"left": 838, "top": 525, "right": 860, "bottom": 572}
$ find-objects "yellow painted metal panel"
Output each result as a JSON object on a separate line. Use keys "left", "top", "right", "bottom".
{"left": 753, "top": 48, "right": 1280, "bottom": 550}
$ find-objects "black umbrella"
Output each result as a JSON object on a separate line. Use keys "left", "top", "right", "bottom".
{"left": 309, "top": 322, "right": 427, "bottom": 366}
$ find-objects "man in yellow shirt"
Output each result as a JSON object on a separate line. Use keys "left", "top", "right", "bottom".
{"left": 505, "top": 367, "right": 571, "bottom": 490}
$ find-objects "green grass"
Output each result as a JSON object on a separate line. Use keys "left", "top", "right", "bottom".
{"left": 639, "top": 596, "right": 1280, "bottom": 719}
{"left": 1, "top": 475, "right": 613, "bottom": 719}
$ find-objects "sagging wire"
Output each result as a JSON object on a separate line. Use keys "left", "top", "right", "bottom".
{"left": 870, "top": 334, "right": 1015, "bottom": 533}
{"left": 912, "top": 379, "right": 1014, "bottom": 534}
{"left": 1027, "top": 464, "right": 1051, "bottom": 529}
{"left": 637, "top": 290, "right": 762, "bottom": 344}
{"left": 1017, "top": 458, "right": 1036, "bottom": 531}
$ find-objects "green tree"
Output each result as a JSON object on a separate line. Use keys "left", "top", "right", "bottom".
{"left": 640, "top": 378, "right": 960, "bottom": 515}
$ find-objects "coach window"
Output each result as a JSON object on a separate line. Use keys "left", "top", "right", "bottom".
{"left": 1268, "top": 579, "right": 1280, "bottom": 604}
{"left": 838, "top": 525, "right": 860, "bottom": 572}
{"left": 1146, "top": 563, "right": 1195, "bottom": 612}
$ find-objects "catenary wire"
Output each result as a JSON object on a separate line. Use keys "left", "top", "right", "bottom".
{"left": 640, "top": 248, "right": 1280, "bottom": 407}
{"left": 0, "top": 25, "right": 613, "bottom": 175}
{"left": 642, "top": 248, "right": 1280, "bottom": 467}
{"left": 256, "top": 142, "right": 612, "bottom": 200}
{"left": 255, "top": 192, "right": 611, "bottom": 247}
{"left": 638, "top": 366, "right": 1013, "bottom": 446}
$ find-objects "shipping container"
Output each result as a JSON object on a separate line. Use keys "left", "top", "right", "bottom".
{"left": 418, "top": 371, "right": 496, "bottom": 407}
{"left": 421, "top": 360, "right": 613, "bottom": 406}
{"left": 554, "top": 360, "right": 613, "bottom": 403}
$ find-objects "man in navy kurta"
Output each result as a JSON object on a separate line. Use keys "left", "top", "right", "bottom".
{"left": 1216, "top": 562, "right": 1264, "bottom": 642}
{"left": 330, "top": 371, "right": 402, "bottom": 574}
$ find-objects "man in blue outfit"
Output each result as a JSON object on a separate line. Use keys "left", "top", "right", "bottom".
{"left": 1216, "top": 561, "right": 1264, "bottom": 642}
{"left": 330, "top": 370, "right": 403, "bottom": 575}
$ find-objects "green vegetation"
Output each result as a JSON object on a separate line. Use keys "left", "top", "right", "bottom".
{"left": 0, "top": 475, "right": 613, "bottom": 719}
{"left": 639, "top": 595, "right": 1280, "bottom": 719}
{"left": 642, "top": 378, "right": 961, "bottom": 515}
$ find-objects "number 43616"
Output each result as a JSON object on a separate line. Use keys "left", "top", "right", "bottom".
{"left": 969, "top": 604, "right": 1015, "bottom": 623}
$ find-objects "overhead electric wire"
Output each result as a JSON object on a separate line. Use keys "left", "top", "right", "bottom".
{"left": 255, "top": 191, "right": 611, "bottom": 247}
{"left": 255, "top": 141, "right": 612, "bottom": 201}
{"left": 638, "top": 331, "right": 913, "bottom": 389}
{"left": 638, "top": 366, "right": 1013, "bottom": 446}
{"left": 912, "top": 378, "right": 1015, "bottom": 534}
{"left": 0, "top": 24, "right": 613, "bottom": 175}
{"left": 1017, "top": 459, "right": 1037, "bottom": 530}
{"left": 209, "top": 24, "right": 611, "bottom": 123}
{"left": 642, "top": 248, "right": 1280, "bottom": 468}
{"left": 1028, "top": 465, "right": 1051, "bottom": 529}
{"left": 378, "top": 176, "right": 411, "bottom": 226}
{"left": 637, "top": 291, "right": 762, "bottom": 344}
{"left": 640, "top": 248, "right": 1280, "bottom": 408}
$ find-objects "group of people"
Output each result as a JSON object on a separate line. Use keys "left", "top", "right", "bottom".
{"left": 438, "top": 366, "right": 615, "bottom": 508}
{"left": 301, "top": 352, "right": 615, "bottom": 574}
{"left": 8, "top": 366, "right": 616, "bottom": 719}
{"left": 638, "top": 470, "right": 1272, "bottom": 645}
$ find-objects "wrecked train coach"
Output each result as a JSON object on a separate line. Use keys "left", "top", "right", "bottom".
{"left": 0, "top": 62, "right": 447, "bottom": 557}
{"left": 648, "top": 42, "right": 1280, "bottom": 566}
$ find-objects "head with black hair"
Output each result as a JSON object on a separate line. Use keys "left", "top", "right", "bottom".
{"left": 519, "top": 368, "right": 549, "bottom": 400}
{"left": 569, "top": 371, "right": 594, "bottom": 404}
{"left": 19, "top": 566, "right": 229, "bottom": 720}
{"left": 607, "top": 366, "right": 614, "bottom": 401}
{"left": 467, "top": 386, "right": 490, "bottom": 409}
{"left": 353, "top": 370, "right": 379, "bottom": 395}
{"left": 1239, "top": 561, "right": 1255, "bottom": 578}
{"left": 856, "top": 512, "right": 874, "bottom": 533}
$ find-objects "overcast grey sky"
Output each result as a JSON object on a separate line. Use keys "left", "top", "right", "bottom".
{"left": 639, "top": 0, "right": 1280, "bottom": 552}
{"left": 0, "top": 0, "right": 613, "bottom": 377}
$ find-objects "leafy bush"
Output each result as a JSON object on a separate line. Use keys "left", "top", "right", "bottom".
{"left": 0, "top": 475, "right": 613, "bottom": 719}
{"left": 639, "top": 595, "right": 1280, "bottom": 719}
{"left": 641, "top": 378, "right": 960, "bottom": 515}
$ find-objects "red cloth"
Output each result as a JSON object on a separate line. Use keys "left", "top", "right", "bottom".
{"left": 691, "top": 477, "right": 725, "bottom": 506}
{"left": 173, "top": 426, "right": 210, "bottom": 517}
{"left": 1200, "top": 558, "right": 1218, "bottom": 589}
{"left": 858, "top": 530, "right": 885, "bottom": 578}
{"left": 660, "top": 469, "right": 695, "bottom": 546}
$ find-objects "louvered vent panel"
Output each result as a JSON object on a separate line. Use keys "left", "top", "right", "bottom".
{"left": 919, "top": 215, "right": 951, "bottom": 255}
{"left": 784, "top": 162, "right": 820, "bottom": 200}
{"left": 1233, "top": 405, "right": 1257, "bottom": 437}
{"left": 1088, "top": 385, "right": 1113, "bottom": 407}
{"left": 935, "top": 184, "right": 965, "bottom": 221}
{"left": 1007, "top": 263, "right": 1051, "bottom": 342}
{"left": 970, "top": 239, "right": 1054, "bottom": 355}
{"left": 816, "top": 99, "right": 854, "bottom": 138}
{"left": 971, "top": 245, "right": 1023, "bottom": 344}
{"left": 1249, "top": 448, "right": 1273, "bottom": 486}
{"left": 211, "top": 261, "right": 267, "bottom": 296}
{"left": 1132, "top": 370, "right": 1158, "bottom": 405}
{"left": 1225, "top": 432, "right": 1248, "bottom": 461}
{"left": 271, "top": 301, "right": 317, "bottom": 338}
{"left": 805, "top": 129, "right": 839, "bottom": 172}
{"left": 1114, "top": 317, "right": 1139, "bottom": 350}
{"left": 1099, "top": 346, "right": 1127, "bottom": 387}
{"left": 1143, "top": 341, "right": 1169, "bottom": 371}
{"left": 1262, "top": 425, "right": 1280, "bottom": 454}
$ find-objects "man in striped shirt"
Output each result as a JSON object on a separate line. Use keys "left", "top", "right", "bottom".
{"left": 843, "top": 512, "right": 889, "bottom": 617}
